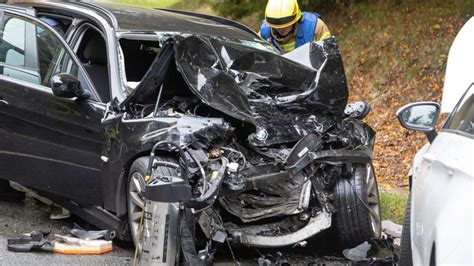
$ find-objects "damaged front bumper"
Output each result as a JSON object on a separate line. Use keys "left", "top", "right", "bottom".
{"left": 228, "top": 210, "right": 332, "bottom": 248}
{"left": 115, "top": 34, "right": 379, "bottom": 261}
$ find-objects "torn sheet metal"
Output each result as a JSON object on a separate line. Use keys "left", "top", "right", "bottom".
{"left": 173, "top": 36, "right": 349, "bottom": 145}
{"left": 120, "top": 35, "right": 354, "bottom": 147}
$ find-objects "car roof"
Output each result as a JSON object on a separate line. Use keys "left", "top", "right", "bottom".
{"left": 5, "top": 1, "right": 260, "bottom": 41}
{"left": 92, "top": 2, "right": 257, "bottom": 38}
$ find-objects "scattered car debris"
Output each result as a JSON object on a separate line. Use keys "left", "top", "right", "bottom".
{"left": 7, "top": 227, "right": 113, "bottom": 255}
{"left": 258, "top": 257, "right": 272, "bottom": 266}
{"left": 342, "top": 241, "right": 372, "bottom": 262}
{"left": 50, "top": 205, "right": 71, "bottom": 220}
{"left": 381, "top": 220, "right": 402, "bottom": 246}
{"left": 231, "top": 236, "right": 398, "bottom": 265}
{"left": 7, "top": 231, "right": 53, "bottom": 253}
{"left": 370, "top": 237, "right": 399, "bottom": 264}
{"left": 382, "top": 220, "right": 402, "bottom": 238}
{"left": 69, "top": 223, "right": 116, "bottom": 241}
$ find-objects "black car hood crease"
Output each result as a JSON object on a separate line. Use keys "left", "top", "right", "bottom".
{"left": 122, "top": 35, "right": 349, "bottom": 146}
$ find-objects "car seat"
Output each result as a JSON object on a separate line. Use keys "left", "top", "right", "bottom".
{"left": 82, "top": 34, "right": 110, "bottom": 102}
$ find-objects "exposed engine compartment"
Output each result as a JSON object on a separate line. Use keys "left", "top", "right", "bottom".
{"left": 106, "top": 35, "right": 377, "bottom": 253}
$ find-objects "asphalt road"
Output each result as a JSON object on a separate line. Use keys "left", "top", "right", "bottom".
{"left": 0, "top": 196, "right": 134, "bottom": 265}
{"left": 0, "top": 195, "right": 398, "bottom": 265}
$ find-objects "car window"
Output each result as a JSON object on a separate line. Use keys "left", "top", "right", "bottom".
{"left": 0, "top": 14, "right": 79, "bottom": 88}
{"left": 3, "top": 18, "right": 25, "bottom": 67}
{"left": 444, "top": 84, "right": 474, "bottom": 136}
{"left": 0, "top": 16, "right": 41, "bottom": 84}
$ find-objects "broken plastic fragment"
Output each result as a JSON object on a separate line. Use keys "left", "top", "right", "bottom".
{"left": 292, "top": 240, "right": 307, "bottom": 248}
{"left": 342, "top": 241, "right": 371, "bottom": 262}
{"left": 258, "top": 257, "right": 272, "bottom": 266}
{"left": 7, "top": 231, "right": 54, "bottom": 253}
{"left": 70, "top": 228, "right": 116, "bottom": 241}
{"left": 382, "top": 220, "right": 403, "bottom": 238}
{"left": 211, "top": 229, "right": 227, "bottom": 243}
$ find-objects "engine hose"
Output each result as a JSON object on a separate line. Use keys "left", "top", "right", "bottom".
{"left": 184, "top": 146, "right": 207, "bottom": 194}
{"left": 187, "top": 157, "right": 228, "bottom": 211}
{"left": 147, "top": 141, "right": 190, "bottom": 183}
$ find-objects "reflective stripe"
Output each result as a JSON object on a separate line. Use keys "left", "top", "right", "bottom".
{"left": 266, "top": 14, "right": 297, "bottom": 27}
{"left": 281, "top": 40, "right": 296, "bottom": 53}
{"left": 319, "top": 31, "right": 331, "bottom": 41}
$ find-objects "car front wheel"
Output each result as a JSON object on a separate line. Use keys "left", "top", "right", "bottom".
{"left": 332, "top": 163, "right": 381, "bottom": 248}
{"left": 399, "top": 192, "right": 413, "bottom": 266}
{"left": 127, "top": 156, "right": 178, "bottom": 249}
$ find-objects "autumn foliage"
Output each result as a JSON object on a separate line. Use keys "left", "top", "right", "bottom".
{"left": 322, "top": 1, "right": 472, "bottom": 189}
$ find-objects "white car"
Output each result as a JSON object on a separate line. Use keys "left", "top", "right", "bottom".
{"left": 397, "top": 18, "right": 474, "bottom": 265}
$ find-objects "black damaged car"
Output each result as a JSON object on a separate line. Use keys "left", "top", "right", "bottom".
{"left": 0, "top": 1, "right": 381, "bottom": 261}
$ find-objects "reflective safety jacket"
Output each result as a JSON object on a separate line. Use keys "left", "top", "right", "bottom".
{"left": 260, "top": 12, "right": 331, "bottom": 53}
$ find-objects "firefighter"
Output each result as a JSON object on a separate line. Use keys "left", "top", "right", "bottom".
{"left": 260, "top": 0, "right": 331, "bottom": 54}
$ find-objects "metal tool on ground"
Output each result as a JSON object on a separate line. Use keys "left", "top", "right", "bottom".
{"left": 69, "top": 223, "right": 116, "bottom": 241}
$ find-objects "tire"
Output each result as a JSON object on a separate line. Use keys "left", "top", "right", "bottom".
{"left": 399, "top": 193, "right": 413, "bottom": 266}
{"left": 127, "top": 156, "right": 178, "bottom": 249}
{"left": 333, "top": 163, "right": 381, "bottom": 248}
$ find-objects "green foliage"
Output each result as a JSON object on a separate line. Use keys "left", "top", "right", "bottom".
{"left": 208, "top": 0, "right": 265, "bottom": 19}
{"left": 111, "top": 0, "right": 181, "bottom": 8}
{"left": 380, "top": 191, "right": 408, "bottom": 224}
{"left": 204, "top": 0, "right": 408, "bottom": 21}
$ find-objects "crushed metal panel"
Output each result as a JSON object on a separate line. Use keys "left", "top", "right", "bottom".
{"left": 173, "top": 36, "right": 349, "bottom": 145}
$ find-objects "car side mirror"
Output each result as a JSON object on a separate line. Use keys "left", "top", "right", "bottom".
{"left": 51, "top": 73, "right": 90, "bottom": 99}
{"left": 396, "top": 102, "right": 441, "bottom": 143}
{"left": 344, "top": 101, "right": 371, "bottom": 119}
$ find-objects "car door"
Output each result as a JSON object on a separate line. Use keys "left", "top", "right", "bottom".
{"left": 0, "top": 9, "right": 106, "bottom": 206}
{"left": 412, "top": 84, "right": 474, "bottom": 265}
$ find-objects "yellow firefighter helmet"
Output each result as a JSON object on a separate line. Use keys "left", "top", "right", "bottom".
{"left": 265, "top": 0, "right": 302, "bottom": 29}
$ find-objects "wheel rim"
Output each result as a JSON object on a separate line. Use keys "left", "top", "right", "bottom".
{"left": 128, "top": 171, "right": 146, "bottom": 249}
{"left": 366, "top": 163, "right": 381, "bottom": 238}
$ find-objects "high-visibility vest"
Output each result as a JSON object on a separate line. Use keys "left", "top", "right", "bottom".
{"left": 260, "top": 12, "right": 320, "bottom": 51}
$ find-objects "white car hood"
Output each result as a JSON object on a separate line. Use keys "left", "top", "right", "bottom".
{"left": 441, "top": 17, "right": 474, "bottom": 113}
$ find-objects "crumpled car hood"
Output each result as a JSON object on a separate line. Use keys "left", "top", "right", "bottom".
{"left": 122, "top": 35, "right": 349, "bottom": 146}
